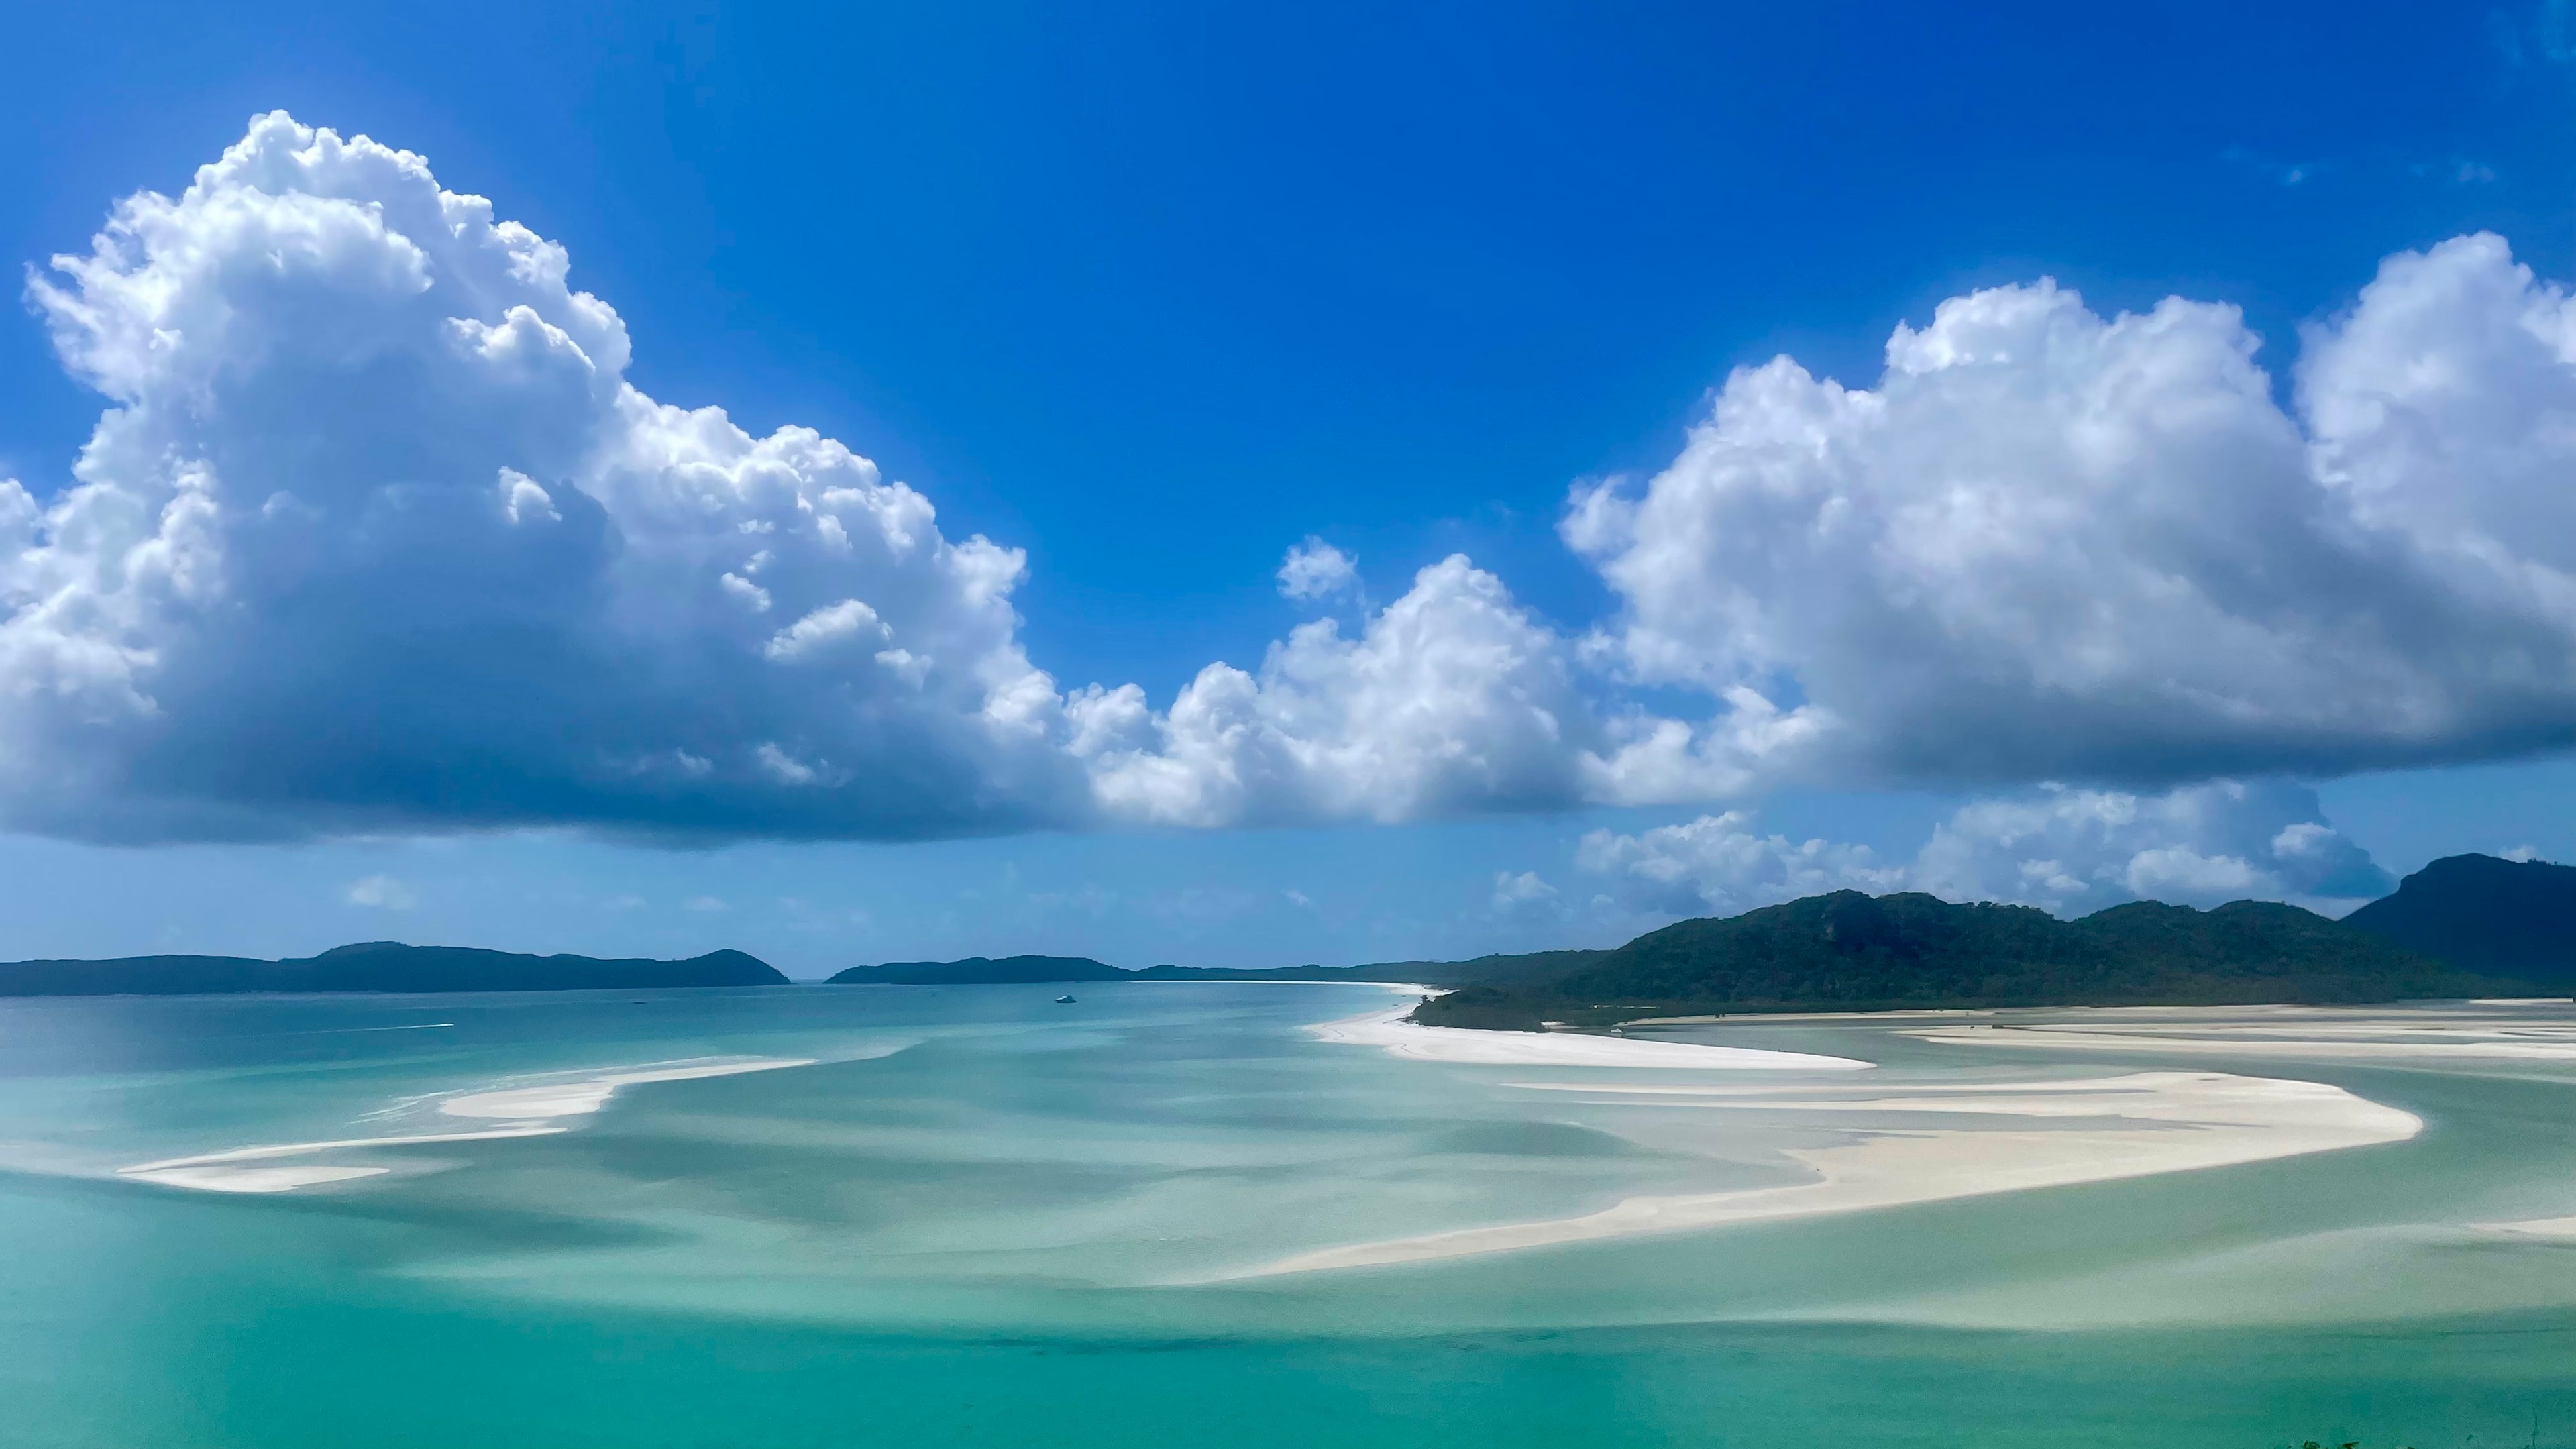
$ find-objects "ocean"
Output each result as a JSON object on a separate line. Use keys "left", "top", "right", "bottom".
{"left": 1, "top": 982, "right": 2568, "bottom": 1448}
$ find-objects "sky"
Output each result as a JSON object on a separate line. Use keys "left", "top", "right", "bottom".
{"left": 1, "top": 0, "right": 2572, "bottom": 975}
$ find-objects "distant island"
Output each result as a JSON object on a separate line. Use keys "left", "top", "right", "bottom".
{"left": 0, "top": 942, "right": 786, "bottom": 996}
{"left": 1417, "top": 854, "right": 2575, "bottom": 1030}
{"left": 827, "top": 955, "right": 1135, "bottom": 985}
{"left": 824, "top": 950, "right": 1603, "bottom": 989}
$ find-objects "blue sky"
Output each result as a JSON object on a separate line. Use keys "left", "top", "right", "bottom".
{"left": 0, "top": 1, "right": 2571, "bottom": 975}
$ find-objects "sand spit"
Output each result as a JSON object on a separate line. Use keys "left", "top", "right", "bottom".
{"left": 119, "top": 1124, "right": 568, "bottom": 1193}
{"left": 2473, "top": 1216, "right": 2576, "bottom": 1240}
{"left": 1307, "top": 1006, "right": 1872, "bottom": 1071}
{"left": 121, "top": 1056, "right": 814, "bottom": 1195}
{"left": 1907, "top": 1012, "right": 2576, "bottom": 1061}
{"left": 439, "top": 1058, "right": 816, "bottom": 1119}
{"left": 1230, "top": 1069, "right": 2420, "bottom": 1277}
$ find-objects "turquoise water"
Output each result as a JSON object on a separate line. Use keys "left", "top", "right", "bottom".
{"left": 1, "top": 983, "right": 2569, "bottom": 1448}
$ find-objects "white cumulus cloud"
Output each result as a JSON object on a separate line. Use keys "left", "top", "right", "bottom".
{"left": 1074, "top": 555, "right": 1609, "bottom": 825}
{"left": 1277, "top": 537, "right": 1359, "bottom": 601}
{"left": 345, "top": 874, "right": 417, "bottom": 910}
{"left": 0, "top": 113, "right": 1088, "bottom": 842}
{"left": 1490, "top": 869, "right": 1560, "bottom": 912}
{"left": 1568, "top": 236, "right": 2576, "bottom": 793}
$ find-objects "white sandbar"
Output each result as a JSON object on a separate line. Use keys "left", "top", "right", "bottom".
{"left": 1230, "top": 1069, "right": 2419, "bottom": 1277}
{"left": 125, "top": 1165, "right": 392, "bottom": 1193}
{"left": 2474, "top": 1216, "right": 2576, "bottom": 1240}
{"left": 1305, "top": 1006, "right": 1872, "bottom": 1071}
{"left": 439, "top": 1057, "right": 817, "bottom": 1119}
{"left": 122, "top": 1056, "right": 816, "bottom": 1194}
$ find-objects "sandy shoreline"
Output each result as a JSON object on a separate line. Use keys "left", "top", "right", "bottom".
{"left": 1228, "top": 1067, "right": 2421, "bottom": 1278}
{"left": 1307, "top": 1005, "right": 1872, "bottom": 1071}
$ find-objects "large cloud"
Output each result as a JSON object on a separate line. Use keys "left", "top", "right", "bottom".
{"left": 1568, "top": 236, "right": 2576, "bottom": 793}
{"left": 1, "top": 115, "right": 1097, "bottom": 840}
{"left": 1570, "top": 780, "right": 2392, "bottom": 921}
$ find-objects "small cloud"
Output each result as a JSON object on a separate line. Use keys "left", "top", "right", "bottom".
{"left": 684, "top": 895, "right": 731, "bottom": 912}
{"left": 1029, "top": 884, "right": 1115, "bottom": 914}
{"left": 2502, "top": 844, "right": 2542, "bottom": 862}
{"left": 1491, "top": 869, "right": 1559, "bottom": 911}
{"left": 601, "top": 894, "right": 647, "bottom": 911}
{"left": 2222, "top": 146, "right": 2323, "bottom": 187}
{"left": 347, "top": 875, "right": 417, "bottom": 910}
{"left": 2410, "top": 157, "right": 2500, "bottom": 185}
{"left": 1277, "top": 537, "right": 1358, "bottom": 601}
{"left": 1284, "top": 888, "right": 1314, "bottom": 908}
{"left": 755, "top": 742, "right": 821, "bottom": 785}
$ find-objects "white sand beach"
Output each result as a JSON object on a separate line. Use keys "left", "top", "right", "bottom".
{"left": 1306, "top": 1005, "right": 1872, "bottom": 1070}
{"left": 1230, "top": 1067, "right": 2420, "bottom": 1277}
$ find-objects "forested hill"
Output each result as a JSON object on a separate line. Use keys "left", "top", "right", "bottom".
{"left": 2341, "top": 853, "right": 2576, "bottom": 984}
{"left": 0, "top": 943, "right": 786, "bottom": 996}
{"left": 1415, "top": 889, "right": 2526, "bottom": 1030}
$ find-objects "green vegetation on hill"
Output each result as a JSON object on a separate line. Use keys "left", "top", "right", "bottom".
{"left": 2342, "top": 853, "right": 2576, "bottom": 983}
{"left": 0, "top": 942, "right": 786, "bottom": 996}
{"left": 1415, "top": 889, "right": 2518, "bottom": 1030}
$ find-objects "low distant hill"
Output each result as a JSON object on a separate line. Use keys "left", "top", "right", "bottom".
{"left": 2342, "top": 853, "right": 2576, "bottom": 984}
{"left": 827, "top": 955, "right": 1132, "bottom": 985}
{"left": 0, "top": 942, "right": 786, "bottom": 996}
{"left": 1137, "top": 950, "right": 1607, "bottom": 986}
{"left": 826, "top": 950, "right": 1607, "bottom": 987}
{"left": 1415, "top": 889, "right": 2529, "bottom": 1030}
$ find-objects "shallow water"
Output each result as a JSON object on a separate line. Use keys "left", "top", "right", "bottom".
{"left": 1, "top": 983, "right": 2569, "bottom": 1447}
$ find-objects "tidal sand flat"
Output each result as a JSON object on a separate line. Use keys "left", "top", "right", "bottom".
{"left": 1234, "top": 1065, "right": 2421, "bottom": 1277}
{"left": 1904, "top": 1005, "right": 2576, "bottom": 1061}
